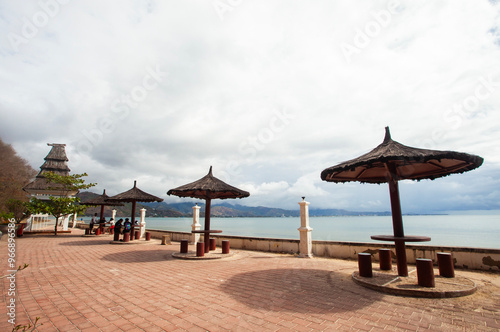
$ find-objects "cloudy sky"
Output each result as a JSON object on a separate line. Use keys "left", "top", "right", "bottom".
{"left": 1, "top": 0, "right": 500, "bottom": 213}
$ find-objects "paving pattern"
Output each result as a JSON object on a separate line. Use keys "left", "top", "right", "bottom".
{"left": 1, "top": 229, "right": 499, "bottom": 331}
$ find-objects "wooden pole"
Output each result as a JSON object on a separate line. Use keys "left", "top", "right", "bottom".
{"left": 131, "top": 201, "right": 136, "bottom": 224}
{"left": 204, "top": 198, "right": 211, "bottom": 253}
{"left": 99, "top": 205, "right": 105, "bottom": 220}
{"left": 388, "top": 179, "right": 408, "bottom": 277}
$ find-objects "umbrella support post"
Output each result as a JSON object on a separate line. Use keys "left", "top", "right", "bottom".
{"left": 388, "top": 178, "right": 409, "bottom": 277}
{"left": 394, "top": 240, "right": 408, "bottom": 277}
{"left": 204, "top": 198, "right": 211, "bottom": 254}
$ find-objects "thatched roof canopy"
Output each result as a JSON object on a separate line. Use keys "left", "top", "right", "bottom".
{"left": 106, "top": 181, "right": 163, "bottom": 203}
{"left": 81, "top": 189, "right": 124, "bottom": 206}
{"left": 167, "top": 166, "right": 250, "bottom": 200}
{"left": 321, "top": 127, "right": 483, "bottom": 184}
{"left": 23, "top": 143, "right": 73, "bottom": 194}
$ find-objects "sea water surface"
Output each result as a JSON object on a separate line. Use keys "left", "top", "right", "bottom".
{"left": 139, "top": 213, "right": 500, "bottom": 249}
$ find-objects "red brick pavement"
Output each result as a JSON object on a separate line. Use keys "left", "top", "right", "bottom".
{"left": 1, "top": 229, "right": 499, "bottom": 331}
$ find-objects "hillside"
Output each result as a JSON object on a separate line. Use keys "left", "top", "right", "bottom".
{"left": 77, "top": 192, "right": 392, "bottom": 218}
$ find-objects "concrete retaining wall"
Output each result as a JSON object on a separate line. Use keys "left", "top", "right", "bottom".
{"left": 146, "top": 229, "right": 500, "bottom": 272}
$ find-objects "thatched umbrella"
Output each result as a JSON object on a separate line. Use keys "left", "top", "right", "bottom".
{"left": 107, "top": 181, "right": 163, "bottom": 224}
{"left": 321, "top": 127, "right": 483, "bottom": 276}
{"left": 167, "top": 166, "right": 250, "bottom": 252}
{"left": 81, "top": 189, "right": 123, "bottom": 221}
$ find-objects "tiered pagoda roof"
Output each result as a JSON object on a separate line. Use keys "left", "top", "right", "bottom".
{"left": 23, "top": 143, "right": 74, "bottom": 195}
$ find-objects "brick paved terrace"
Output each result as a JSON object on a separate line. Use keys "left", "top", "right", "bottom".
{"left": 1, "top": 229, "right": 499, "bottom": 331}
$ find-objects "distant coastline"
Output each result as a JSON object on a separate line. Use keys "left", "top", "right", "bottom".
{"left": 79, "top": 192, "right": 499, "bottom": 218}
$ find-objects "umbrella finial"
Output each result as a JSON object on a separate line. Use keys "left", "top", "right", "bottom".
{"left": 384, "top": 126, "right": 392, "bottom": 143}
{"left": 208, "top": 166, "right": 213, "bottom": 175}
{"left": 102, "top": 189, "right": 106, "bottom": 195}
{"left": 133, "top": 180, "right": 137, "bottom": 188}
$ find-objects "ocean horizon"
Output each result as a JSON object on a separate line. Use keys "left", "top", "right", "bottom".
{"left": 82, "top": 211, "right": 500, "bottom": 249}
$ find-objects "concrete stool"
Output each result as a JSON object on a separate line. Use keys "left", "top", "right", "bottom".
{"left": 379, "top": 248, "right": 392, "bottom": 270}
{"left": 85, "top": 229, "right": 90, "bottom": 235}
{"left": 358, "top": 253, "right": 373, "bottom": 278}
{"left": 416, "top": 258, "right": 435, "bottom": 287}
{"left": 145, "top": 232, "right": 151, "bottom": 241}
{"left": 123, "top": 233, "right": 130, "bottom": 243}
{"left": 134, "top": 231, "right": 140, "bottom": 240}
{"left": 161, "top": 235, "right": 171, "bottom": 245}
{"left": 180, "top": 239, "right": 189, "bottom": 253}
{"left": 95, "top": 228, "right": 101, "bottom": 236}
{"left": 113, "top": 231, "right": 120, "bottom": 242}
{"left": 196, "top": 242, "right": 205, "bottom": 257}
{"left": 209, "top": 238, "right": 216, "bottom": 251}
{"left": 437, "top": 252, "right": 455, "bottom": 278}
{"left": 222, "top": 240, "right": 230, "bottom": 254}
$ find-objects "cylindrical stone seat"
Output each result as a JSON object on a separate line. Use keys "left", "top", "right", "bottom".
{"left": 123, "top": 233, "right": 130, "bottom": 243}
{"left": 145, "top": 232, "right": 151, "bottom": 241}
{"left": 209, "top": 238, "right": 216, "bottom": 251}
{"left": 379, "top": 248, "right": 392, "bottom": 270}
{"left": 85, "top": 229, "right": 90, "bottom": 235}
{"left": 416, "top": 258, "right": 435, "bottom": 287}
{"left": 196, "top": 242, "right": 205, "bottom": 257}
{"left": 180, "top": 239, "right": 189, "bottom": 253}
{"left": 134, "top": 230, "right": 140, "bottom": 240}
{"left": 358, "top": 253, "right": 373, "bottom": 278}
{"left": 437, "top": 252, "right": 455, "bottom": 278}
{"left": 222, "top": 240, "right": 230, "bottom": 254}
{"left": 113, "top": 231, "right": 120, "bottom": 242}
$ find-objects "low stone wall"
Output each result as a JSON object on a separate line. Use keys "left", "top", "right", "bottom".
{"left": 147, "top": 229, "right": 500, "bottom": 271}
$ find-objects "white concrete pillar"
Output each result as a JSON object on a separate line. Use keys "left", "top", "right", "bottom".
{"left": 298, "top": 197, "right": 313, "bottom": 258}
{"left": 112, "top": 209, "right": 117, "bottom": 221}
{"left": 191, "top": 204, "right": 201, "bottom": 244}
{"left": 62, "top": 215, "right": 70, "bottom": 231}
{"left": 140, "top": 208, "right": 147, "bottom": 239}
{"left": 71, "top": 213, "right": 77, "bottom": 228}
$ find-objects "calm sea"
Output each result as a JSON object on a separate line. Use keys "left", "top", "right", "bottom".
{"left": 133, "top": 213, "right": 500, "bottom": 249}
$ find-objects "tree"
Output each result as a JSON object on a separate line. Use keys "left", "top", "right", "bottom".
{"left": 25, "top": 172, "right": 96, "bottom": 235}
{"left": 0, "top": 138, "right": 37, "bottom": 216}
{"left": 4, "top": 199, "right": 30, "bottom": 223}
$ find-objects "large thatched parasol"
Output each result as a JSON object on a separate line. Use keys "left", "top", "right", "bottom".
{"left": 107, "top": 181, "right": 163, "bottom": 224}
{"left": 81, "top": 189, "right": 123, "bottom": 221}
{"left": 167, "top": 166, "right": 250, "bottom": 252}
{"left": 321, "top": 127, "right": 483, "bottom": 276}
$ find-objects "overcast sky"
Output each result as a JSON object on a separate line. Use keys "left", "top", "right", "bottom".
{"left": 1, "top": 1, "right": 500, "bottom": 213}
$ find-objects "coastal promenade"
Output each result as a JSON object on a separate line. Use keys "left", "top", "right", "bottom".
{"left": 1, "top": 229, "right": 499, "bottom": 331}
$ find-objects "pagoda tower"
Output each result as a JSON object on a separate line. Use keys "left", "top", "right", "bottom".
{"left": 23, "top": 143, "right": 76, "bottom": 198}
{"left": 23, "top": 144, "right": 78, "bottom": 231}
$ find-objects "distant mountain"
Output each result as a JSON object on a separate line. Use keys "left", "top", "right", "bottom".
{"left": 77, "top": 192, "right": 393, "bottom": 218}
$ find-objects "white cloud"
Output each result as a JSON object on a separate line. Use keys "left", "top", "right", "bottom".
{"left": 1, "top": 0, "right": 500, "bottom": 212}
